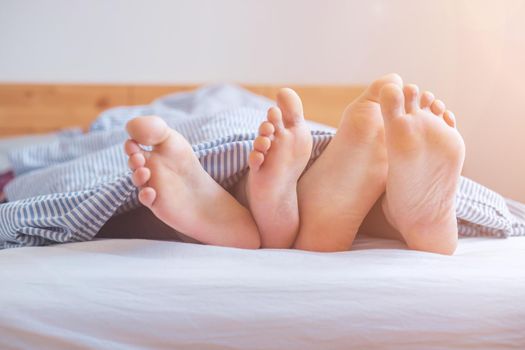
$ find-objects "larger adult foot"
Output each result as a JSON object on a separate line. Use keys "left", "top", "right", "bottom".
{"left": 125, "top": 116, "right": 260, "bottom": 249}
{"left": 294, "top": 74, "right": 403, "bottom": 252}
{"left": 242, "top": 89, "right": 312, "bottom": 248}
{"left": 379, "top": 84, "right": 465, "bottom": 255}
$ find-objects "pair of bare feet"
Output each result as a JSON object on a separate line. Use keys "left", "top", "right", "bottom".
{"left": 124, "top": 74, "right": 465, "bottom": 255}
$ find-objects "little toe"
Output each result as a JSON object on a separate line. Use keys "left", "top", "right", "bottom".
{"left": 124, "top": 139, "right": 142, "bottom": 156}
{"left": 379, "top": 83, "right": 405, "bottom": 122}
{"left": 267, "top": 106, "right": 285, "bottom": 131}
{"left": 420, "top": 91, "right": 435, "bottom": 109}
{"left": 248, "top": 151, "right": 265, "bottom": 171}
{"left": 253, "top": 136, "right": 271, "bottom": 153}
{"left": 403, "top": 84, "right": 420, "bottom": 114}
{"left": 276, "top": 88, "right": 304, "bottom": 128}
{"left": 132, "top": 167, "right": 151, "bottom": 187}
{"left": 430, "top": 100, "right": 446, "bottom": 116}
{"left": 443, "top": 110, "right": 456, "bottom": 128}
{"left": 138, "top": 187, "right": 157, "bottom": 207}
{"left": 258, "top": 121, "right": 275, "bottom": 137}
{"left": 128, "top": 152, "right": 146, "bottom": 170}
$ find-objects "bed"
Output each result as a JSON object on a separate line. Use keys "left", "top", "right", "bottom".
{"left": 0, "top": 84, "right": 524, "bottom": 349}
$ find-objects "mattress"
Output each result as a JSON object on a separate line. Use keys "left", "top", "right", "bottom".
{"left": 1, "top": 236, "right": 524, "bottom": 349}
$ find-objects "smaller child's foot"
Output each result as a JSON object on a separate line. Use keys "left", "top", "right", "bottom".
{"left": 379, "top": 84, "right": 465, "bottom": 255}
{"left": 243, "top": 89, "right": 312, "bottom": 248}
{"left": 124, "top": 116, "right": 260, "bottom": 249}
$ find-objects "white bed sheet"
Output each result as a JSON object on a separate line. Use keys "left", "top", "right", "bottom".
{"left": 1, "top": 236, "right": 524, "bottom": 349}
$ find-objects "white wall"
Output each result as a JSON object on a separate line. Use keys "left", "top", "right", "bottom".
{"left": 1, "top": 0, "right": 524, "bottom": 201}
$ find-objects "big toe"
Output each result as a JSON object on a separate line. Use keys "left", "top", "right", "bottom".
{"left": 379, "top": 83, "right": 405, "bottom": 121}
{"left": 277, "top": 88, "right": 304, "bottom": 128}
{"left": 126, "top": 116, "right": 170, "bottom": 146}
{"left": 364, "top": 73, "right": 404, "bottom": 102}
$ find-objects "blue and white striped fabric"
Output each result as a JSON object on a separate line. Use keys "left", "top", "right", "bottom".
{"left": 1, "top": 84, "right": 525, "bottom": 249}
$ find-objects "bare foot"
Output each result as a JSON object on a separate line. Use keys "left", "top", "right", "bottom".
{"left": 379, "top": 84, "right": 465, "bottom": 255}
{"left": 125, "top": 115, "right": 260, "bottom": 249}
{"left": 294, "top": 74, "right": 403, "bottom": 252}
{"left": 235, "top": 89, "right": 312, "bottom": 248}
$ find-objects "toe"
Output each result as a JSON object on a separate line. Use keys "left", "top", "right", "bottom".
{"left": 124, "top": 139, "right": 142, "bottom": 156}
{"left": 248, "top": 151, "right": 265, "bottom": 171}
{"left": 253, "top": 136, "right": 271, "bottom": 153}
{"left": 138, "top": 187, "right": 156, "bottom": 207}
{"left": 258, "top": 121, "right": 275, "bottom": 137}
{"left": 420, "top": 91, "right": 435, "bottom": 109}
{"left": 379, "top": 83, "right": 405, "bottom": 121}
{"left": 430, "top": 100, "right": 446, "bottom": 116}
{"left": 132, "top": 167, "right": 151, "bottom": 187}
{"left": 128, "top": 152, "right": 146, "bottom": 170}
{"left": 443, "top": 110, "right": 456, "bottom": 128}
{"left": 126, "top": 115, "right": 171, "bottom": 146}
{"left": 277, "top": 88, "right": 304, "bottom": 128}
{"left": 366, "top": 73, "right": 404, "bottom": 102}
{"left": 403, "top": 84, "right": 419, "bottom": 114}
{"left": 267, "top": 106, "right": 285, "bottom": 131}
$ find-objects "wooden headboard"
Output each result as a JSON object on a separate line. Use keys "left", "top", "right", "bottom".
{"left": 0, "top": 84, "right": 365, "bottom": 136}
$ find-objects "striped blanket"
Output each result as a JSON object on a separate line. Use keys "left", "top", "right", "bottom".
{"left": 1, "top": 84, "right": 524, "bottom": 249}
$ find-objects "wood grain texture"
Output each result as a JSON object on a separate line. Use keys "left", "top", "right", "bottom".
{"left": 0, "top": 84, "right": 365, "bottom": 136}
{"left": 0, "top": 84, "right": 128, "bottom": 135}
